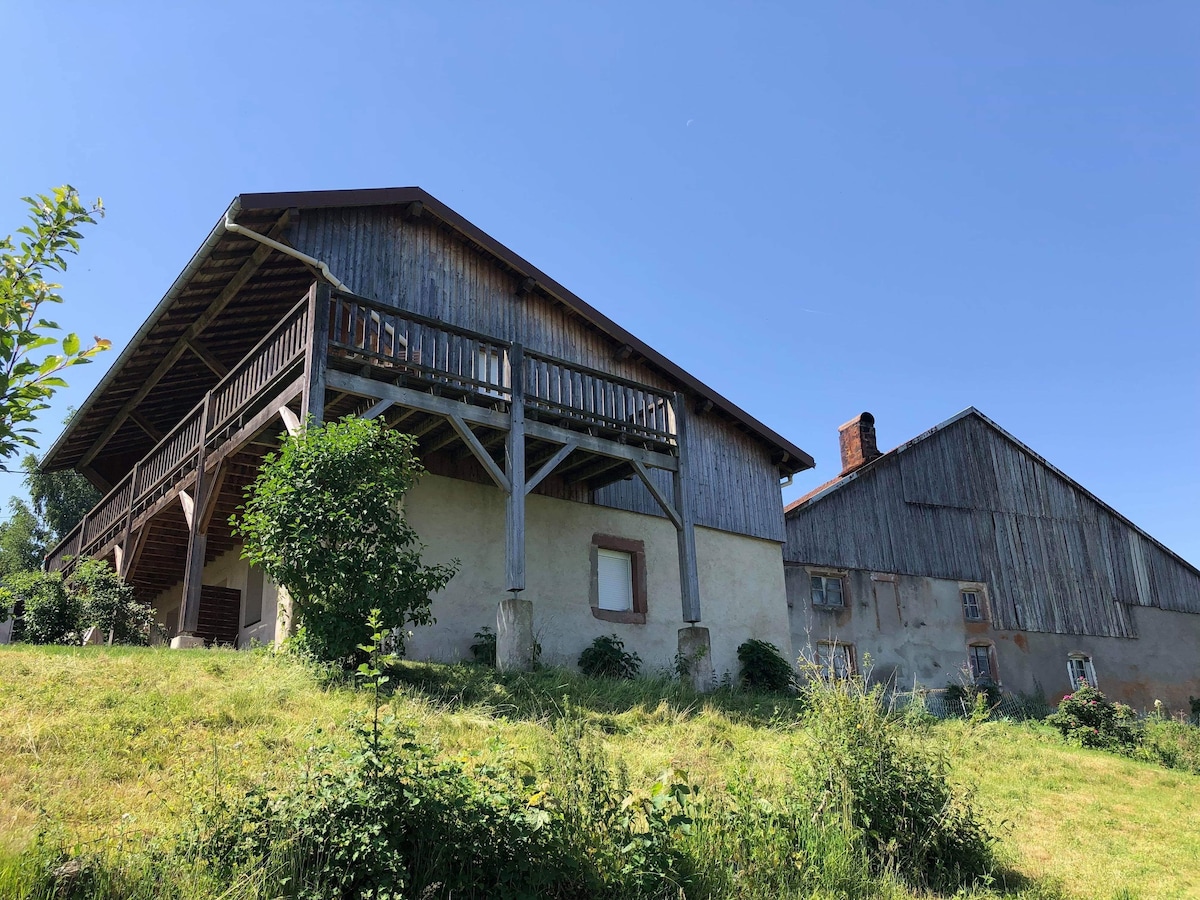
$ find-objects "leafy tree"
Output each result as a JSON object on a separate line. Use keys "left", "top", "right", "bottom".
{"left": 233, "top": 416, "right": 459, "bottom": 665}
{"left": 0, "top": 497, "right": 47, "bottom": 576}
{"left": 21, "top": 452, "right": 100, "bottom": 541}
{"left": 5, "top": 570, "right": 76, "bottom": 644}
{"left": 0, "top": 186, "right": 110, "bottom": 464}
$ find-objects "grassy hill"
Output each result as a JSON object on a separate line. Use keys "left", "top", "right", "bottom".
{"left": 1, "top": 645, "right": 1196, "bottom": 899}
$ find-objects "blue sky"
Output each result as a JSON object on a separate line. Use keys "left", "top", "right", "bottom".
{"left": 2, "top": 3, "right": 1197, "bottom": 562}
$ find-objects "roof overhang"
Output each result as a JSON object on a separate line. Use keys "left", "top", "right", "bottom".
{"left": 44, "top": 188, "right": 814, "bottom": 477}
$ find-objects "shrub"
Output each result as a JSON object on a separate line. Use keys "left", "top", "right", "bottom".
{"left": 1138, "top": 718, "right": 1200, "bottom": 774}
{"left": 233, "top": 416, "right": 460, "bottom": 666}
{"left": 1045, "top": 682, "right": 1141, "bottom": 752}
{"left": 6, "top": 570, "right": 77, "bottom": 644}
{"left": 189, "top": 718, "right": 582, "bottom": 899}
{"left": 944, "top": 678, "right": 1002, "bottom": 718}
{"left": 470, "top": 626, "right": 497, "bottom": 666}
{"left": 578, "top": 634, "right": 641, "bottom": 679}
{"left": 70, "top": 557, "right": 152, "bottom": 645}
{"left": 798, "top": 668, "right": 995, "bottom": 890}
{"left": 736, "top": 639, "right": 793, "bottom": 692}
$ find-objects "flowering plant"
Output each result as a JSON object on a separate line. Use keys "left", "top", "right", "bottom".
{"left": 1046, "top": 682, "right": 1141, "bottom": 753}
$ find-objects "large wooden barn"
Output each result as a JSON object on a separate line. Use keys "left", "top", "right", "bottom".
{"left": 38, "top": 188, "right": 813, "bottom": 680}
{"left": 785, "top": 409, "right": 1200, "bottom": 709}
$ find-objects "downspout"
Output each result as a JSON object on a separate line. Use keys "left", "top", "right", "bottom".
{"left": 223, "top": 205, "right": 349, "bottom": 292}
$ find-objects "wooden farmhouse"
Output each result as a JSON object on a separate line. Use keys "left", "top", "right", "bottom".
{"left": 785, "top": 409, "right": 1200, "bottom": 709}
{"left": 39, "top": 188, "right": 814, "bottom": 680}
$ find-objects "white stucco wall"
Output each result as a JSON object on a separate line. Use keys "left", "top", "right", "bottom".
{"left": 396, "top": 473, "right": 791, "bottom": 679}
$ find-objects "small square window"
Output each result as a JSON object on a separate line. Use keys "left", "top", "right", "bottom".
{"left": 811, "top": 574, "right": 845, "bottom": 608}
{"left": 969, "top": 644, "right": 995, "bottom": 684}
{"left": 961, "top": 590, "right": 983, "bottom": 621}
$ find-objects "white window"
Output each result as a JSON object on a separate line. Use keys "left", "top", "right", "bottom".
{"left": 961, "top": 590, "right": 983, "bottom": 621}
{"left": 816, "top": 642, "right": 854, "bottom": 679}
{"left": 811, "top": 574, "right": 845, "bottom": 608}
{"left": 596, "top": 548, "right": 634, "bottom": 612}
{"left": 1067, "top": 654, "right": 1096, "bottom": 688}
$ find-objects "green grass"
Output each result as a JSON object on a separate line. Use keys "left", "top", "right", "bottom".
{"left": 1, "top": 644, "right": 1196, "bottom": 899}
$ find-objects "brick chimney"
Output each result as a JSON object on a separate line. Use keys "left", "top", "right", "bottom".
{"left": 838, "top": 412, "right": 880, "bottom": 476}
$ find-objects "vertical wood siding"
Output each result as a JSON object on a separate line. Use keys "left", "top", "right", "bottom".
{"left": 785, "top": 414, "right": 1200, "bottom": 637}
{"left": 292, "top": 209, "right": 786, "bottom": 542}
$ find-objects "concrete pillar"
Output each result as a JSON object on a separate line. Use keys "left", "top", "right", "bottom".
{"left": 274, "top": 584, "right": 295, "bottom": 649}
{"left": 169, "top": 634, "right": 206, "bottom": 649}
{"left": 677, "top": 626, "right": 713, "bottom": 693}
{"left": 496, "top": 595, "right": 535, "bottom": 672}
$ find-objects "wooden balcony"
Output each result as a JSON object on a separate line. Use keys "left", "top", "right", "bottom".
{"left": 46, "top": 286, "right": 685, "bottom": 595}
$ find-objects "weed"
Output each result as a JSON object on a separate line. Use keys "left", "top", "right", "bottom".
{"left": 578, "top": 633, "right": 641, "bottom": 680}
{"left": 736, "top": 639, "right": 793, "bottom": 693}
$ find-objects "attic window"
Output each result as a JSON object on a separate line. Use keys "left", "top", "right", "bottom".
{"left": 961, "top": 590, "right": 983, "bottom": 621}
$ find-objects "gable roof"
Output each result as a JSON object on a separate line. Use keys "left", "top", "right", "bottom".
{"left": 786, "top": 406, "right": 1200, "bottom": 579}
{"left": 43, "top": 188, "right": 814, "bottom": 476}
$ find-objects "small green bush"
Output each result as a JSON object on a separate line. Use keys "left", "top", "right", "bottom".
{"left": 71, "top": 558, "right": 153, "bottom": 645}
{"left": 6, "top": 570, "right": 77, "bottom": 644}
{"left": 1139, "top": 718, "right": 1200, "bottom": 774}
{"left": 799, "top": 669, "right": 995, "bottom": 891}
{"left": 578, "top": 634, "right": 641, "bottom": 680}
{"left": 1045, "top": 682, "right": 1141, "bottom": 752}
{"left": 944, "top": 679, "right": 1002, "bottom": 718}
{"left": 470, "top": 626, "right": 497, "bottom": 667}
{"left": 736, "top": 639, "right": 793, "bottom": 692}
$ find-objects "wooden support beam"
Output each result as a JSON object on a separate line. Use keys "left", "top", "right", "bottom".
{"left": 524, "top": 441, "right": 576, "bottom": 495}
{"left": 564, "top": 455, "right": 628, "bottom": 485}
{"left": 671, "top": 392, "right": 701, "bottom": 623}
{"left": 423, "top": 426, "right": 465, "bottom": 455}
{"left": 129, "top": 410, "right": 164, "bottom": 442}
{"left": 79, "top": 464, "right": 112, "bottom": 493}
{"left": 452, "top": 428, "right": 504, "bottom": 461}
{"left": 505, "top": 344, "right": 525, "bottom": 592}
{"left": 278, "top": 406, "right": 301, "bottom": 437}
{"left": 526, "top": 419, "right": 677, "bottom": 472}
{"left": 631, "top": 460, "right": 682, "bottom": 529}
{"left": 179, "top": 489, "right": 196, "bottom": 530}
{"left": 78, "top": 212, "right": 290, "bottom": 469}
{"left": 360, "top": 398, "right": 394, "bottom": 420}
{"left": 449, "top": 414, "right": 510, "bottom": 492}
{"left": 302, "top": 283, "right": 331, "bottom": 426}
{"left": 198, "top": 460, "right": 229, "bottom": 532}
{"left": 121, "top": 525, "right": 149, "bottom": 581}
{"left": 324, "top": 369, "right": 511, "bottom": 432}
{"left": 411, "top": 416, "right": 447, "bottom": 440}
{"left": 185, "top": 337, "right": 230, "bottom": 377}
{"left": 178, "top": 394, "right": 212, "bottom": 637}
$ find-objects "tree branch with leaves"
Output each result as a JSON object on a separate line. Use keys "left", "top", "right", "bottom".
{"left": 0, "top": 186, "right": 110, "bottom": 464}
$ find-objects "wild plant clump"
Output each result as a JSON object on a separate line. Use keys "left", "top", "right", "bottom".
{"left": 798, "top": 670, "right": 995, "bottom": 891}
{"left": 470, "top": 626, "right": 497, "bottom": 666}
{"left": 2, "top": 561, "right": 150, "bottom": 646}
{"left": 1045, "top": 682, "right": 1141, "bottom": 752}
{"left": 578, "top": 633, "right": 641, "bottom": 679}
{"left": 736, "top": 639, "right": 794, "bottom": 692}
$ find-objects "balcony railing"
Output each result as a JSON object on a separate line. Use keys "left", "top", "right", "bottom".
{"left": 47, "top": 287, "right": 679, "bottom": 574}
{"left": 46, "top": 298, "right": 312, "bottom": 574}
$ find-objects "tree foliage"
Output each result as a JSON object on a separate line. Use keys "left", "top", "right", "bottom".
{"left": 0, "top": 186, "right": 110, "bottom": 463}
{"left": 3, "top": 570, "right": 75, "bottom": 644}
{"left": 71, "top": 557, "right": 153, "bottom": 645}
{"left": 233, "top": 416, "right": 459, "bottom": 665}
{"left": 22, "top": 451, "right": 100, "bottom": 541}
{"left": 1, "top": 559, "right": 150, "bottom": 645}
{"left": 0, "top": 497, "right": 47, "bottom": 576}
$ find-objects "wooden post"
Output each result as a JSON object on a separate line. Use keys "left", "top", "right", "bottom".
{"left": 178, "top": 392, "right": 212, "bottom": 638}
{"left": 672, "top": 392, "right": 701, "bottom": 623}
{"left": 117, "top": 462, "right": 141, "bottom": 580}
{"left": 505, "top": 344, "right": 526, "bottom": 593}
{"left": 302, "top": 282, "right": 332, "bottom": 427}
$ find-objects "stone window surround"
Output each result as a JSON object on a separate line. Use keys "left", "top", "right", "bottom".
{"left": 959, "top": 581, "right": 989, "bottom": 623}
{"left": 589, "top": 533, "right": 647, "bottom": 625}
{"left": 968, "top": 640, "right": 1000, "bottom": 685}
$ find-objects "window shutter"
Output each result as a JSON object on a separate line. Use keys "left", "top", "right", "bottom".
{"left": 597, "top": 549, "right": 634, "bottom": 611}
